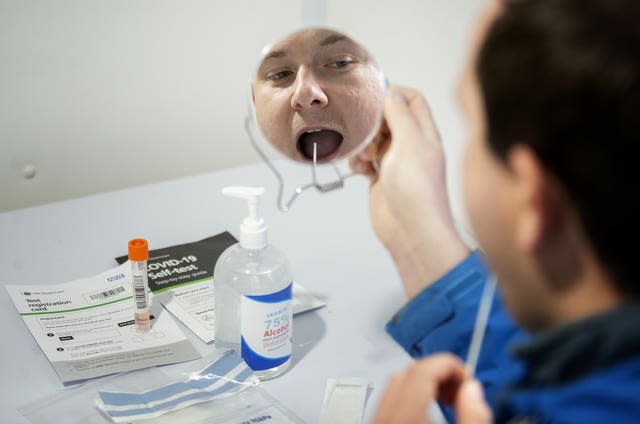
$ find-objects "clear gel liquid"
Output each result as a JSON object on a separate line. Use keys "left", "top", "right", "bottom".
{"left": 214, "top": 244, "right": 292, "bottom": 380}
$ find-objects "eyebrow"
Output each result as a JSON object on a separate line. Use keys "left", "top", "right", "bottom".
{"left": 319, "top": 34, "right": 347, "bottom": 47}
{"left": 264, "top": 49, "right": 287, "bottom": 60}
{"left": 263, "top": 34, "right": 349, "bottom": 61}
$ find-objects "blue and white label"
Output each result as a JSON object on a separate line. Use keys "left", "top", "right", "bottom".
{"left": 241, "top": 283, "right": 292, "bottom": 371}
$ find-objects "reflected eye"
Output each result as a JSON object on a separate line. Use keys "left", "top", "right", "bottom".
{"left": 267, "top": 70, "right": 294, "bottom": 81}
{"left": 327, "top": 57, "right": 355, "bottom": 69}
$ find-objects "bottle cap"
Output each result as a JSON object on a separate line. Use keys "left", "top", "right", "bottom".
{"left": 222, "top": 186, "right": 267, "bottom": 249}
{"left": 128, "top": 238, "right": 149, "bottom": 261}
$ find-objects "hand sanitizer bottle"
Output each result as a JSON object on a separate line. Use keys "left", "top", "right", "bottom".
{"left": 214, "top": 186, "right": 293, "bottom": 380}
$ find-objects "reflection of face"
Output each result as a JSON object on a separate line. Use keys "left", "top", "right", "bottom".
{"left": 252, "top": 28, "right": 384, "bottom": 163}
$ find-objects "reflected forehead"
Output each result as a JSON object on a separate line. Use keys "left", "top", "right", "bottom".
{"left": 264, "top": 49, "right": 287, "bottom": 60}
{"left": 254, "top": 29, "right": 375, "bottom": 84}
{"left": 319, "top": 33, "right": 347, "bottom": 47}
{"left": 263, "top": 31, "right": 354, "bottom": 61}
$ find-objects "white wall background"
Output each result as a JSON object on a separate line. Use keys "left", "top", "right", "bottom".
{"left": 1, "top": 0, "right": 485, "bottom": 212}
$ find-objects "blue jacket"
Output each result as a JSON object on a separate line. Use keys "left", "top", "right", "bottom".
{"left": 386, "top": 252, "right": 640, "bottom": 423}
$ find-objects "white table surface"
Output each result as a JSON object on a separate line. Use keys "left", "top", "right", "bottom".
{"left": 0, "top": 160, "right": 415, "bottom": 423}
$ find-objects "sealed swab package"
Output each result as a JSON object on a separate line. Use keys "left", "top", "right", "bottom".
{"left": 18, "top": 349, "right": 304, "bottom": 424}
{"left": 318, "top": 378, "right": 370, "bottom": 424}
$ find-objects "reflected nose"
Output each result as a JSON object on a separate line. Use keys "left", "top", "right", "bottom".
{"left": 290, "top": 67, "right": 328, "bottom": 110}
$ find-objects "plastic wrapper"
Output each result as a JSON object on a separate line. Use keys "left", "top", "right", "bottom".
{"left": 19, "top": 349, "right": 303, "bottom": 424}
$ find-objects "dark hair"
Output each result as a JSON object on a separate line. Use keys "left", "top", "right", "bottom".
{"left": 477, "top": 0, "right": 640, "bottom": 296}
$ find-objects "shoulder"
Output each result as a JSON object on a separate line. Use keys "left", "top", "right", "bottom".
{"left": 505, "top": 356, "right": 640, "bottom": 423}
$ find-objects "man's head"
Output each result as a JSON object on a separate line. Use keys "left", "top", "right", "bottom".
{"left": 252, "top": 28, "right": 384, "bottom": 163}
{"left": 461, "top": 0, "right": 640, "bottom": 330}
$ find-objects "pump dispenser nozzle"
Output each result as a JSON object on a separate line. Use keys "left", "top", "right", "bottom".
{"left": 222, "top": 186, "right": 268, "bottom": 249}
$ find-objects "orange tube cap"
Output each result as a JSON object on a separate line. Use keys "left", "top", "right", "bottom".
{"left": 128, "top": 238, "right": 149, "bottom": 261}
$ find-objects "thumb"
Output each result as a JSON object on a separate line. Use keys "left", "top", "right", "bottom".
{"left": 455, "top": 380, "right": 493, "bottom": 424}
{"left": 383, "top": 86, "right": 422, "bottom": 140}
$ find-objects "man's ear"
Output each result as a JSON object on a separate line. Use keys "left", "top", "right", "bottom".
{"left": 507, "top": 144, "right": 564, "bottom": 253}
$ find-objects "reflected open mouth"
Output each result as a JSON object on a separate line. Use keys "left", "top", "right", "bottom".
{"left": 297, "top": 129, "right": 344, "bottom": 162}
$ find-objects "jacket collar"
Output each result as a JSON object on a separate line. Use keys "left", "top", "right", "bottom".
{"left": 513, "top": 302, "right": 640, "bottom": 387}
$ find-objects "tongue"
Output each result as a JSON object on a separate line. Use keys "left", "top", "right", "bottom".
{"left": 298, "top": 130, "right": 343, "bottom": 160}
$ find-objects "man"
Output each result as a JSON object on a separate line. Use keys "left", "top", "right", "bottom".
{"left": 352, "top": 0, "right": 640, "bottom": 422}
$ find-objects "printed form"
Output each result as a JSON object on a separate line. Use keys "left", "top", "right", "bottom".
{"left": 6, "top": 262, "right": 200, "bottom": 383}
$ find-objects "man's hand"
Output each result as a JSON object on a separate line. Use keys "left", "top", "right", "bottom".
{"left": 351, "top": 86, "right": 469, "bottom": 298}
{"left": 372, "top": 354, "right": 492, "bottom": 424}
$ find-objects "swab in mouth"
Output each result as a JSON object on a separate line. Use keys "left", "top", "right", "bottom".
{"left": 297, "top": 129, "right": 343, "bottom": 161}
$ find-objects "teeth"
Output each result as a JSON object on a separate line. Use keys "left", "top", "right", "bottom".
{"left": 306, "top": 129, "right": 322, "bottom": 133}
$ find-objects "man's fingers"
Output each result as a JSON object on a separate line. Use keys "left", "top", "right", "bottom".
{"left": 409, "top": 353, "right": 466, "bottom": 387}
{"left": 349, "top": 154, "right": 377, "bottom": 182}
{"left": 455, "top": 380, "right": 493, "bottom": 424}
{"left": 402, "top": 354, "right": 466, "bottom": 410}
{"left": 406, "top": 91, "right": 441, "bottom": 143}
{"left": 373, "top": 354, "right": 469, "bottom": 424}
{"left": 372, "top": 372, "right": 406, "bottom": 424}
{"left": 384, "top": 86, "right": 424, "bottom": 141}
{"left": 384, "top": 86, "right": 440, "bottom": 144}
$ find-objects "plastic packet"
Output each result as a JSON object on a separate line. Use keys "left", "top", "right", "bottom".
{"left": 19, "top": 349, "right": 304, "bottom": 424}
{"left": 318, "top": 378, "right": 370, "bottom": 424}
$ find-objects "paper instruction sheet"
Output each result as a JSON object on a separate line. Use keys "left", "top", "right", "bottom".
{"left": 6, "top": 262, "right": 200, "bottom": 383}
{"left": 115, "top": 232, "right": 325, "bottom": 343}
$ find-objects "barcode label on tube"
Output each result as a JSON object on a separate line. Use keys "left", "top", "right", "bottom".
{"left": 133, "top": 275, "right": 147, "bottom": 309}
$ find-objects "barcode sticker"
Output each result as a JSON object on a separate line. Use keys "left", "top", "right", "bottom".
{"left": 133, "top": 275, "right": 147, "bottom": 310}
{"left": 88, "top": 286, "right": 126, "bottom": 301}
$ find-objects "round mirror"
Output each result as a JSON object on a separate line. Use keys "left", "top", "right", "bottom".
{"left": 246, "top": 27, "right": 385, "bottom": 211}
{"left": 251, "top": 27, "right": 385, "bottom": 164}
